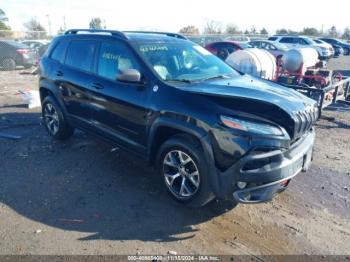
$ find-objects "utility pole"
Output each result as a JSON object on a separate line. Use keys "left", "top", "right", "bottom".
{"left": 46, "top": 14, "right": 52, "bottom": 36}
{"left": 63, "top": 16, "right": 66, "bottom": 31}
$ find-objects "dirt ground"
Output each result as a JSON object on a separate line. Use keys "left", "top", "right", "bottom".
{"left": 0, "top": 56, "right": 349, "bottom": 256}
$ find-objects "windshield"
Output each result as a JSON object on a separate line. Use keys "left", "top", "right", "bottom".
{"left": 336, "top": 39, "right": 346, "bottom": 44}
{"left": 304, "top": 37, "right": 316, "bottom": 44}
{"left": 136, "top": 42, "right": 239, "bottom": 82}
{"left": 239, "top": 43, "right": 252, "bottom": 49}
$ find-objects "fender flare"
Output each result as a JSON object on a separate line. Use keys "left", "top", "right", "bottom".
{"left": 148, "top": 116, "right": 223, "bottom": 198}
{"left": 39, "top": 79, "right": 69, "bottom": 118}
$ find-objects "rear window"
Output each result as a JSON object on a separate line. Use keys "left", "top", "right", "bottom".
{"left": 51, "top": 41, "right": 69, "bottom": 63}
{"left": 65, "top": 40, "right": 96, "bottom": 72}
{"left": 268, "top": 37, "right": 277, "bottom": 41}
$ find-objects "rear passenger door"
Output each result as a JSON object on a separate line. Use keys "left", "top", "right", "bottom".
{"left": 250, "top": 41, "right": 261, "bottom": 48}
{"left": 59, "top": 40, "right": 97, "bottom": 126}
{"left": 89, "top": 40, "right": 149, "bottom": 154}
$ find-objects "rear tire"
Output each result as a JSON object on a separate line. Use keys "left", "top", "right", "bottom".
{"left": 344, "top": 48, "right": 350, "bottom": 56}
{"left": 42, "top": 96, "right": 74, "bottom": 140}
{"left": 1, "top": 58, "right": 16, "bottom": 71}
{"left": 156, "top": 134, "right": 215, "bottom": 208}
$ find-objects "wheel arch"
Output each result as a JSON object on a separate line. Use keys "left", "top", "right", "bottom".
{"left": 147, "top": 117, "right": 208, "bottom": 166}
{"left": 39, "top": 80, "right": 69, "bottom": 117}
{"left": 148, "top": 116, "right": 223, "bottom": 199}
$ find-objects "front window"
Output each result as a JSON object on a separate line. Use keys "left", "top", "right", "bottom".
{"left": 239, "top": 43, "right": 252, "bottom": 49}
{"left": 135, "top": 42, "right": 239, "bottom": 82}
{"left": 97, "top": 42, "right": 141, "bottom": 81}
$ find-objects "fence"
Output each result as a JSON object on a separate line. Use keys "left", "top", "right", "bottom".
{"left": 0, "top": 30, "right": 51, "bottom": 40}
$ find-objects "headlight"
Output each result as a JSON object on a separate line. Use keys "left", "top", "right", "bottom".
{"left": 220, "top": 115, "right": 284, "bottom": 136}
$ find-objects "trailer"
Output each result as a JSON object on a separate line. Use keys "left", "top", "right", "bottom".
{"left": 280, "top": 74, "right": 350, "bottom": 118}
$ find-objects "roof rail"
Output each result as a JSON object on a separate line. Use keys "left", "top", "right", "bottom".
{"left": 123, "top": 31, "right": 187, "bottom": 40}
{"left": 64, "top": 29, "right": 127, "bottom": 39}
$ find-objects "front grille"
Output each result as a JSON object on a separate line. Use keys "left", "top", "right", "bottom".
{"left": 293, "top": 107, "right": 318, "bottom": 140}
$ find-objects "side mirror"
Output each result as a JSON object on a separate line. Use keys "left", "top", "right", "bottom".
{"left": 117, "top": 69, "right": 142, "bottom": 83}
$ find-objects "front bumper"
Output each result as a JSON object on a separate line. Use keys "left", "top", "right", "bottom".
{"left": 216, "top": 128, "right": 315, "bottom": 203}
{"left": 319, "top": 54, "right": 332, "bottom": 60}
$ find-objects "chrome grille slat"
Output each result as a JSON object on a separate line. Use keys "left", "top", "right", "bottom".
{"left": 293, "top": 107, "right": 317, "bottom": 141}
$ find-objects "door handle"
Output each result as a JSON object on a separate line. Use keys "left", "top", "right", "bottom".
{"left": 91, "top": 82, "right": 104, "bottom": 89}
{"left": 55, "top": 70, "right": 63, "bottom": 77}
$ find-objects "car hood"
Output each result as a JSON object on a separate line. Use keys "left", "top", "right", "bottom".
{"left": 317, "top": 43, "right": 333, "bottom": 49}
{"left": 176, "top": 74, "right": 317, "bottom": 113}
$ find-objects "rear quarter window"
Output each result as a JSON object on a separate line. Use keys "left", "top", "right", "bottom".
{"left": 50, "top": 40, "right": 69, "bottom": 63}
{"left": 268, "top": 37, "right": 277, "bottom": 41}
{"left": 280, "top": 37, "right": 294, "bottom": 44}
{"left": 65, "top": 40, "right": 96, "bottom": 72}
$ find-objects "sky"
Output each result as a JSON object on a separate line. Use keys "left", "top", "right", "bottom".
{"left": 1, "top": 0, "right": 349, "bottom": 34}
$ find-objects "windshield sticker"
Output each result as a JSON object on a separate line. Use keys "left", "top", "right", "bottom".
{"left": 193, "top": 45, "right": 212, "bottom": 56}
{"left": 140, "top": 45, "right": 168, "bottom": 52}
{"left": 102, "top": 52, "right": 119, "bottom": 60}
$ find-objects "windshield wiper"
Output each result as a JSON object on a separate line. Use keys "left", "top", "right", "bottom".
{"left": 201, "top": 74, "right": 231, "bottom": 82}
{"left": 166, "top": 79, "right": 193, "bottom": 84}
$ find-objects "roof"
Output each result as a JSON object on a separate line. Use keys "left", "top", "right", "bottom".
{"left": 250, "top": 39, "right": 274, "bottom": 43}
{"left": 124, "top": 32, "right": 186, "bottom": 43}
{"left": 272, "top": 34, "right": 309, "bottom": 38}
{"left": 62, "top": 29, "right": 187, "bottom": 44}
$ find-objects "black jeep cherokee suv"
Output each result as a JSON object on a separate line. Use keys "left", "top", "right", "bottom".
{"left": 39, "top": 29, "right": 318, "bottom": 207}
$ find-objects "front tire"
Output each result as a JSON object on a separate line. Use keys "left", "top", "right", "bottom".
{"left": 156, "top": 134, "right": 214, "bottom": 208}
{"left": 344, "top": 48, "right": 350, "bottom": 56}
{"left": 42, "top": 96, "right": 74, "bottom": 140}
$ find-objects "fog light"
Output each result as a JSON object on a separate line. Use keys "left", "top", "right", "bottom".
{"left": 237, "top": 181, "right": 247, "bottom": 189}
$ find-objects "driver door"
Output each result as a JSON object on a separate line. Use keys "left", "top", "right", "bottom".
{"left": 89, "top": 40, "right": 150, "bottom": 154}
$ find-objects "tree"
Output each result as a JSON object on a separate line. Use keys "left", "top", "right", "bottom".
{"left": 244, "top": 29, "right": 249, "bottom": 35}
{"left": 276, "top": 28, "right": 288, "bottom": 34}
{"left": 23, "top": 18, "right": 47, "bottom": 39}
{"left": 302, "top": 27, "right": 319, "bottom": 36}
{"left": 287, "top": 29, "right": 299, "bottom": 35}
{"left": 276, "top": 28, "right": 298, "bottom": 35}
{"left": 260, "top": 28, "right": 268, "bottom": 35}
{"left": 250, "top": 26, "right": 257, "bottom": 34}
{"left": 0, "top": 8, "right": 8, "bottom": 22}
{"left": 179, "top": 25, "right": 200, "bottom": 35}
{"left": 342, "top": 27, "right": 350, "bottom": 40}
{"left": 57, "top": 26, "right": 65, "bottom": 35}
{"left": 203, "top": 20, "right": 222, "bottom": 34}
{"left": 328, "top": 26, "right": 338, "bottom": 38}
{"left": 89, "top": 17, "right": 103, "bottom": 30}
{"left": 0, "top": 8, "right": 12, "bottom": 37}
{"left": 225, "top": 23, "right": 240, "bottom": 34}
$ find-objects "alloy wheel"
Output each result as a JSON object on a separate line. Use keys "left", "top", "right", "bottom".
{"left": 43, "top": 103, "right": 59, "bottom": 135}
{"left": 163, "top": 150, "right": 200, "bottom": 199}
